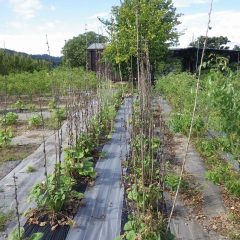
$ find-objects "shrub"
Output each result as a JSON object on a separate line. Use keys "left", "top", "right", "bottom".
{"left": 28, "top": 114, "right": 42, "bottom": 128}
{"left": 0, "top": 112, "right": 18, "bottom": 126}
{"left": 27, "top": 165, "right": 36, "bottom": 173}
{"left": 11, "top": 100, "right": 25, "bottom": 112}
{"left": 0, "top": 128, "right": 13, "bottom": 147}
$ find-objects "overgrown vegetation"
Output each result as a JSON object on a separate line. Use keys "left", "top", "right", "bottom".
{"left": 155, "top": 57, "right": 240, "bottom": 197}
{"left": 0, "top": 67, "right": 99, "bottom": 98}
{"left": 0, "top": 145, "right": 38, "bottom": 163}
{"left": 1, "top": 0, "right": 239, "bottom": 239}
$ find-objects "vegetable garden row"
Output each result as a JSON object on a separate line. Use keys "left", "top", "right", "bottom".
{"left": 0, "top": 63, "right": 239, "bottom": 240}
{"left": 0, "top": 67, "right": 127, "bottom": 239}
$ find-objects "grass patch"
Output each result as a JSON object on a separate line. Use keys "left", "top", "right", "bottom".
{"left": 0, "top": 144, "right": 38, "bottom": 163}
{"left": 0, "top": 212, "right": 13, "bottom": 231}
{"left": 45, "top": 118, "right": 59, "bottom": 130}
{"left": 27, "top": 165, "right": 36, "bottom": 173}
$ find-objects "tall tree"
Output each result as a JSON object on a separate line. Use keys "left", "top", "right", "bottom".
{"left": 101, "top": 0, "right": 181, "bottom": 79}
{"left": 190, "top": 36, "right": 231, "bottom": 49}
{"left": 62, "top": 31, "right": 108, "bottom": 68}
{"left": 233, "top": 45, "right": 240, "bottom": 51}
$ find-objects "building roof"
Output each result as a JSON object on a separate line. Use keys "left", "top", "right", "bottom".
{"left": 169, "top": 46, "right": 240, "bottom": 53}
{"left": 87, "top": 43, "right": 107, "bottom": 50}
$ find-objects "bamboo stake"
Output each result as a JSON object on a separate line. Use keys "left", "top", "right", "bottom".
{"left": 167, "top": 0, "right": 214, "bottom": 231}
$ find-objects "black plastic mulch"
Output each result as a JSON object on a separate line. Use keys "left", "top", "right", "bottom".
{"left": 23, "top": 134, "right": 108, "bottom": 240}
{"left": 23, "top": 181, "right": 87, "bottom": 240}
{"left": 24, "top": 223, "right": 70, "bottom": 240}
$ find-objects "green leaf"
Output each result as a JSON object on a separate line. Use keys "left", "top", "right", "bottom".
{"left": 29, "top": 232, "right": 44, "bottom": 240}
{"left": 124, "top": 220, "right": 134, "bottom": 231}
{"left": 126, "top": 230, "right": 137, "bottom": 240}
{"left": 127, "top": 186, "right": 138, "bottom": 202}
{"left": 77, "top": 152, "right": 85, "bottom": 159}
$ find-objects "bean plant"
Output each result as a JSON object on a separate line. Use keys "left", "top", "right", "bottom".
{"left": 0, "top": 128, "right": 13, "bottom": 147}
{"left": 28, "top": 114, "right": 42, "bottom": 128}
{"left": 0, "top": 112, "right": 18, "bottom": 126}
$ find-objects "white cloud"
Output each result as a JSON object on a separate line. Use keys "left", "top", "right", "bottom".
{"left": 177, "top": 10, "right": 240, "bottom": 48}
{"left": 9, "top": 0, "right": 42, "bottom": 19}
{"left": 1, "top": 33, "right": 69, "bottom": 56}
{"left": 173, "top": 0, "right": 211, "bottom": 8}
{"left": 0, "top": 18, "right": 105, "bottom": 56}
{"left": 38, "top": 21, "right": 58, "bottom": 31}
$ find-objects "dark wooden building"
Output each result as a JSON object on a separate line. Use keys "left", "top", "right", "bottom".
{"left": 87, "top": 44, "right": 240, "bottom": 78}
{"left": 170, "top": 47, "right": 240, "bottom": 72}
{"left": 87, "top": 43, "right": 106, "bottom": 73}
{"left": 87, "top": 43, "right": 120, "bottom": 81}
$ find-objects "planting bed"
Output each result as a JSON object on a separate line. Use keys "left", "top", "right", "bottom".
{"left": 66, "top": 97, "right": 131, "bottom": 240}
{"left": 0, "top": 64, "right": 238, "bottom": 240}
{"left": 0, "top": 99, "right": 98, "bottom": 239}
{"left": 156, "top": 95, "right": 240, "bottom": 239}
{"left": 0, "top": 95, "right": 129, "bottom": 240}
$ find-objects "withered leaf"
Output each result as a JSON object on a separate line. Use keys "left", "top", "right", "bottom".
{"left": 39, "top": 222, "right": 47, "bottom": 227}
{"left": 51, "top": 224, "right": 58, "bottom": 231}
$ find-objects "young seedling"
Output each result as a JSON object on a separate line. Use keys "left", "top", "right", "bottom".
{"left": 26, "top": 165, "right": 36, "bottom": 173}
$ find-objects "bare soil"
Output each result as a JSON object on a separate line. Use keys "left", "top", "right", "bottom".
{"left": 0, "top": 95, "right": 68, "bottom": 111}
{"left": 0, "top": 144, "right": 39, "bottom": 180}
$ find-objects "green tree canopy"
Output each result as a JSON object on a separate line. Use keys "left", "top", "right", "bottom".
{"left": 62, "top": 31, "right": 108, "bottom": 68}
{"left": 233, "top": 45, "right": 240, "bottom": 51}
{"left": 101, "top": 0, "right": 180, "bottom": 77}
{"left": 190, "top": 36, "right": 231, "bottom": 49}
{"left": 0, "top": 50, "right": 51, "bottom": 76}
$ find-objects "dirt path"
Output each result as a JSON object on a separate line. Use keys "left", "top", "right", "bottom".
{"left": 66, "top": 98, "right": 132, "bottom": 240}
{"left": 155, "top": 96, "right": 227, "bottom": 240}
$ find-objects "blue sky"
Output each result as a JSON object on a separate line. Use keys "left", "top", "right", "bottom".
{"left": 0, "top": 0, "right": 239, "bottom": 56}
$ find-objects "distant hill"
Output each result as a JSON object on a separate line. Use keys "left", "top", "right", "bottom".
{"left": 31, "top": 54, "right": 62, "bottom": 66}
{"left": 1, "top": 48, "right": 62, "bottom": 66}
